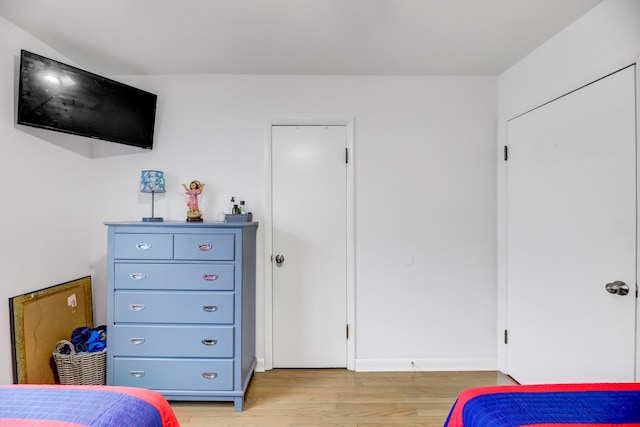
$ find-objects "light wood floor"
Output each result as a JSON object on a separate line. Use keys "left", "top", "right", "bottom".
{"left": 170, "top": 369, "right": 517, "bottom": 426}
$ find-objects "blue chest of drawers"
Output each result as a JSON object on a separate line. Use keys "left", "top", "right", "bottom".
{"left": 105, "top": 221, "right": 258, "bottom": 411}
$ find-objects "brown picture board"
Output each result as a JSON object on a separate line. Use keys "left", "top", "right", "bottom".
{"left": 9, "top": 276, "right": 93, "bottom": 384}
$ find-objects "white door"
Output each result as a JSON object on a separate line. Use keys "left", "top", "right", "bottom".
{"left": 272, "top": 125, "right": 347, "bottom": 368}
{"left": 506, "top": 66, "right": 637, "bottom": 384}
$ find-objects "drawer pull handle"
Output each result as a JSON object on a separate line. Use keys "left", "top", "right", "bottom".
{"left": 135, "top": 243, "right": 152, "bottom": 251}
{"left": 129, "top": 371, "right": 145, "bottom": 378}
{"left": 198, "top": 243, "right": 213, "bottom": 251}
{"left": 202, "top": 372, "right": 218, "bottom": 380}
{"left": 202, "top": 305, "right": 219, "bottom": 312}
{"left": 130, "top": 303, "right": 146, "bottom": 311}
{"left": 129, "top": 338, "right": 146, "bottom": 345}
{"left": 130, "top": 273, "right": 146, "bottom": 280}
{"left": 203, "top": 274, "right": 219, "bottom": 281}
{"left": 202, "top": 339, "right": 218, "bottom": 346}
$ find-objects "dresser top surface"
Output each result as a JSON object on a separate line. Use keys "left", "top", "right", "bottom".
{"left": 105, "top": 221, "right": 258, "bottom": 229}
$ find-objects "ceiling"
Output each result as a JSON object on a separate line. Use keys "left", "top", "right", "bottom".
{"left": 0, "top": 0, "right": 604, "bottom": 76}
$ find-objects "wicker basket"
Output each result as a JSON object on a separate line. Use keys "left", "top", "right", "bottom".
{"left": 52, "top": 340, "right": 106, "bottom": 385}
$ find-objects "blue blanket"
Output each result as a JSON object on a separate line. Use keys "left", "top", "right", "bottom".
{"left": 0, "top": 385, "right": 179, "bottom": 427}
{"left": 444, "top": 383, "right": 640, "bottom": 427}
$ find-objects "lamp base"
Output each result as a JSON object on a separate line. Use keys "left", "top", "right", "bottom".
{"left": 142, "top": 217, "right": 164, "bottom": 222}
{"left": 186, "top": 217, "right": 203, "bottom": 223}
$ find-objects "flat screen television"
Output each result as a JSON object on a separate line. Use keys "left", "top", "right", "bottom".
{"left": 17, "top": 49, "right": 157, "bottom": 150}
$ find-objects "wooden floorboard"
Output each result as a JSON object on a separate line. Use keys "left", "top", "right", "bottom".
{"left": 170, "top": 369, "right": 516, "bottom": 426}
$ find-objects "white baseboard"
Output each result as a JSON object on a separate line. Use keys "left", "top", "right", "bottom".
{"left": 256, "top": 357, "right": 497, "bottom": 372}
{"left": 354, "top": 358, "right": 497, "bottom": 372}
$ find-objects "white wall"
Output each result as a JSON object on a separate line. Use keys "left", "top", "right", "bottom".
{"left": 497, "top": 0, "right": 640, "bottom": 372}
{"left": 353, "top": 78, "right": 498, "bottom": 370}
{"left": 499, "top": 0, "right": 640, "bottom": 119}
{"left": 0, "top": 16, "right": 94, "bottom": 384}
{"left": 0, "top": 16, "right": 499, "bottom": 383}
{"left": 89, "top": 73, "right": 499, "bottom": 371}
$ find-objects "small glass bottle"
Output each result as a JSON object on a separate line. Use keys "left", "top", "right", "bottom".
{"left": 239, "top": 200, "right": 246, "bottom": 214}
{"left": 232, "top": 204, "right": 241, "bottom": 214}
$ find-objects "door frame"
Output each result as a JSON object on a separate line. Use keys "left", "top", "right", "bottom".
{"left": 263, "top": 118, "right": 356, "bottom": 371}
{"left": 635, "top": 60, "right": 640, "bottom": 379}
{"left": 497, "top": 61, "right": 639, "bottom": 376}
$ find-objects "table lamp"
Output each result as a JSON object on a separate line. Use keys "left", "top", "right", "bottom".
{"left": 140, "top": 170, "right": 165, "bottom": 222}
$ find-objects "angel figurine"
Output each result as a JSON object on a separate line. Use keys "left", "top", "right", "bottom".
{"left": 182, "top": 180, "right": 206, "bottom": 222}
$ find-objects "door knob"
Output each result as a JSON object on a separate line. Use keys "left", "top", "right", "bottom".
{"left": 605, "top": 281, "right": 629, "bottom": 296}
{"left": 274, "top": 254, "right": 285, "bottom": 266}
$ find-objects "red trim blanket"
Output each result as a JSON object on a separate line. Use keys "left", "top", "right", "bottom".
{"left": 0, "top": 385, "right": 180, "bottom": 426}
{"left": 444, "top": 383, "right": 640, "bottom": 427}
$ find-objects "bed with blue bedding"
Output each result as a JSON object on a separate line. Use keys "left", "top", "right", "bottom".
{"left": 0, "top": 384, "right": 180, "bottom": 426}
{"left": 444, "top": 383, "right": 640, "bottom": 427}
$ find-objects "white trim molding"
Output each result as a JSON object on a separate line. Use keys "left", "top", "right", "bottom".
{"left": 355, "top": 358, "right": 498, "bottom": 372}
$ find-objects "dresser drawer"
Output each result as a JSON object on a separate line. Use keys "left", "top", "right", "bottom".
{"left": 174, "top": 234, "right": 234, "bottom": 261}
{"left": 114, "top": 263, "right": 235, "bottom": 290}
{"left": 114, "top": 234, "right": 173, "bottom": 259}
{"left": 114, "top": 291, "right": 234, "bottom": 324}
{"left": 113, "top": 358, "right": 233, "bottom": 391}
{"left": 111, "top": 325, "right": 234, "bottom": 357}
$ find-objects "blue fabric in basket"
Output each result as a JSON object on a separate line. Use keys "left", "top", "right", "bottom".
{"left": 60, "top": 325, "right": 106, "bottom": 354}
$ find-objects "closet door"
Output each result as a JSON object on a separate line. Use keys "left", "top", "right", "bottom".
{"left": 271, "top": 125, "right": 348, "bottom": 368}
{"left": 506, "top": 66, "right": 636, "bottom": 384}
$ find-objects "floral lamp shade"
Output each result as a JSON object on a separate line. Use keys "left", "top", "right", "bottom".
{"left": 140, "top": 170, "right": 166, "bottom": 193}
{"left": 140, "top": 170, "right": 165, "bottom": 222}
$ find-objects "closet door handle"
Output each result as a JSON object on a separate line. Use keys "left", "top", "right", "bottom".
{"left": 130, "top": 303, "right": 146, "bottom": 311}
{"left": 130, "top": 273, "right": 146, "bottom": 280}
{"left": 203, "top": 274, "right": 219, "bottom": 281}
{"left": 202, "top": 339, "right": 218, "bottom": 346}
{"left": 129, "top": 338, "right": 146, "bottom": 345}
{"left": 198, "top": 244, "right": 212, "bottom": 251}
{"left": 202, "top": 372, "right": 218, "bottom": 380}
{"left": 129, "top": 371, "right": 145, "bottom": 378}
{"left": 135, "top": 243, "right": 152, "bottom": 251}
{"left": 202, "top": 305, "right": 219, "bottom": 312}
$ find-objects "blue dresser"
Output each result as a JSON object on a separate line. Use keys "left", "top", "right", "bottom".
{"left": 105, "top": 221, "right": 258, "bottom": 411}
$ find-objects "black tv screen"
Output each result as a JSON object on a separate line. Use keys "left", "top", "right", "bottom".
{"left": 17, "top": 49, "right": 157, "bottom": 149}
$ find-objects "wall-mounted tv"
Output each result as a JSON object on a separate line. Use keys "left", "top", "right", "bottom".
{"left": 17, "top": 49, "right": 157, "bottom": 150}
